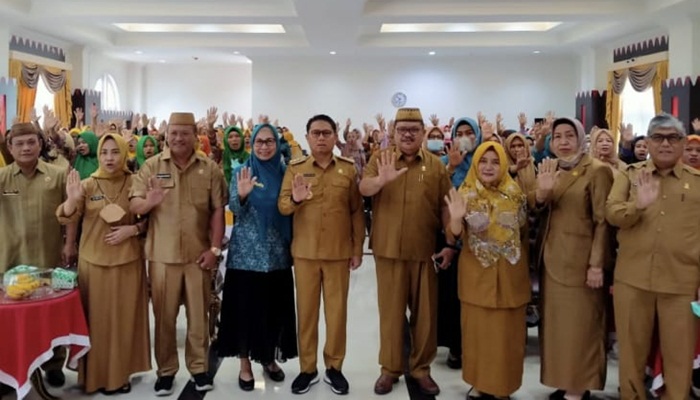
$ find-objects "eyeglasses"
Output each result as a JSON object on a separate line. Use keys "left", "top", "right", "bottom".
{"left": 309, "top": 130, "right": 334, "bottom": 139}
{"left": 649, "top": 133, "right": 683, "bottom": 144}
{"left": 396, "top": 127, "right": 422, "bottom": 136}
{"left": 254, "top": 138, "right": 276, "bottom": 147}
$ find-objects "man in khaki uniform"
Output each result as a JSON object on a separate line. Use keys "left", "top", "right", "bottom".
{"left": 278, "top": 114, "right": 365, "bottom": 395}
{"left": 129, "top": 112, "right": 227, "bottom": 396}
{"left": 359, "top": 107, "right": 455, "bottom": 396}
{"left": 606, "top": 113, "right": 700, "bottom": 400}
{"left": 0, "top": 122, "right": 77, "bottom": 388}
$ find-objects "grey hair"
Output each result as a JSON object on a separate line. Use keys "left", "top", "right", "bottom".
{"left": 647, "top": 113, "right": 686, "bottom": 137}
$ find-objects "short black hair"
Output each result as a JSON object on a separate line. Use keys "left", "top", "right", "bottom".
{"left": 306, "top": 114, "right": 336, "bottom": 134}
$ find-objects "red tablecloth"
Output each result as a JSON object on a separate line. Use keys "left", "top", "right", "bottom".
{"left": 0, "top": 289, "right": 90, "bottom": 400}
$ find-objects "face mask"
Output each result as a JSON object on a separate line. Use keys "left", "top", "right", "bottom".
{"left": 427, "top": 139, "right": 444, "bottom": 152}
{"left": 458, "top": 136, "right": 475, "bottom": 153}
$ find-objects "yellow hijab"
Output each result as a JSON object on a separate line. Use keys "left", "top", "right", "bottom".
{"left": 91, "top": 133, "right": 130, "bottom": 179}
{"left": 458, "top": 142, "right": 526, "bottom": 268}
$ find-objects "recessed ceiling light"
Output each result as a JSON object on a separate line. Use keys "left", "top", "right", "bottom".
{"left": 134, "top": 50, "right": 143, "bottom": 54}
{"left": 428, "top": 51, "right": 436, "bottom": 55}
{"left": 381, "top": 22, "right": 561, "bottom": 33}
{"left": 533, "top": 50, "right": 541, "bottom": 54}
{"left": 158, "top": 59, "right": 166, "bottom": 63}
{"left": 114, "top": 23, "right": 285, "bottom": 34}
{"left": 233, "top": 51, "right": 240, "bottom": 55}
{"left": 329, "top": 51, "right": 337, "bottom": 55}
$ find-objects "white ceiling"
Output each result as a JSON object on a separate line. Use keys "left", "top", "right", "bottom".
{"left": 0, "top": 0, "right": 698, "bottom": 64}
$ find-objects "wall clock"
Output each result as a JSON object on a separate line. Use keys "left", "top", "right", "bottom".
{"left": 391, "top": 92, "right": 407, "bottom": 108}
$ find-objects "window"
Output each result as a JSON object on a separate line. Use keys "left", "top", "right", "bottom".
{"left": 33, "top": 75, "right": 54, "bottom": 116}
{"left": 620, "top": 80, "right": 655, "bottom": 137}
{"left": 94, "top": 73, "right": 120, "bottom": 111}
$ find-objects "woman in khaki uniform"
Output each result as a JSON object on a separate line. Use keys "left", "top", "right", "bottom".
{"left": 504, "top": 133, "right": 536, "bottom": 201}
{"left": 536, "top": 118, "right": 613, "bottom": 400}
{"left": 56, "top": 133, "right": 150, "bottom": 394}
{"left": 445, "top": 142, "right": 531, "bottom": 399}
{"left": 590, "top": 128, "right": 627, "bottom": 174}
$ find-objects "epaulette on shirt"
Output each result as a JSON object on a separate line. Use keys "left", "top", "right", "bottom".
{"left": 682, "top": 164, "right": 700, "bottom": 176}
{"left": 289, "top": 155, "right": 309, "bottom": 165}
{"left": 626, "top": 161, "right": 646, "bottom": 171}
{"left": 336, "top": 155, "right": 355, "bottom": 164}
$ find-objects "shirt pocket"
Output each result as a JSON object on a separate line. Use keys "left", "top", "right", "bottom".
{"left": 188, "top": 176, "right": 211, "bottom": 208}
{"left": 329, "top": 179, "right": 350, "bottom": 203}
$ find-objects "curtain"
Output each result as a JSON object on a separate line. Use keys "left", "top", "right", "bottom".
{"left": 9, "top": 59, "right": 71, "bottom": 124}
{"left": 606, "top": 59, "right": 668, "bottom": 142}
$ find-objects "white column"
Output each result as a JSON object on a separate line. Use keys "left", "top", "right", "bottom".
{"left": 0, "top": 26, "right": 11, "bottom": 78}
{"left": 667, "top": 17, "right": 694, "bottom": 78}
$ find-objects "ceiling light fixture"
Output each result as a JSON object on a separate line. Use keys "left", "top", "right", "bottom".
{"left": 533, "top": 50, "right": 541, "bottom": 54}
{"left": 329, "top": 51, "right": 337, "bottom": 55}
{"left": 114, "top": 23, "right": 285, "bottom": 34}
{"left": 233, "top": 51, "right": 240, "bottom": 55}
{"left": 134, "top": 50, "right": 143, "bottom": 54}
{"left": 428, "top": 51, "right": 436, "bottom": 55}
{"left": 381, "top": 22, "right": 561, "bottom": 33}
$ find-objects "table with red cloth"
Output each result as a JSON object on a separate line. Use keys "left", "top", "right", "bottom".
{"left": 0, "top": 289, "right": 90, "bottom": 400}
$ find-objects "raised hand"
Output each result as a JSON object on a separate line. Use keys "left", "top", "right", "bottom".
{"left": 66, "top": 169, "right": 84, "bottom": 203}
{"left": 346, "top": 118, "right": 352, "bottom": 127}
{"left": 482, "top": 121, "right": 496, "bottom": 140}
{"left": 444, "top": 187, "right": 467, "bottom": 221}
{"left": 429, "top": 113, "right": 440, "bottom": 127}
{"left": 518, "top": 112, "right": 527, "bottom": 128}
{"left": 448, "top": 117, "right": 455, "bottom": 128}
{"left": 246, "top": 118, "right": 254, "bottom": 130}
{"left": 496, "top": 113, "right": 504, "bottom": 127}
{"left": 206, "top": 107, "right": 219, "bottom": 126}
{"left": 536, "top": 158, "right": 559, "bottom": 202}
{"left": 261, "top": 114, "right": 270, "bottom": 124}
{"left": 291, "top": 173, "right": 311, "bottom": 203}
{"left": 30, "top": 108, "right": 40, "bottom": 124}
{"left": 446, "top": 141, "right": 467, "bottom": 168}
{"left": 149, "top": 117, "right": 156, "bottom": 129}
{"left": 635, "top": 169, "right": 659, "bottom": 210}
{"left": 273, "top": 118, "right": 279, "bottom": 127}
{"left": 237, "top": 166, "right": 258, "bottom": 200}
{"left": 620, "top": 123, "right": 634, "bottom": 143}
{"left": 476, "top": 111, "right": 486, "bottom": 127}
{"left": 515, "top": 156, "right": 531, "bottom": 171}
{"left": 146, "top": 177, "right": 170, "bottom": 208}
{"left": 158, "top": 120, "right": 167, "bottom": 133}
{"left": 693, "top": 118, "right": 700, "bottom": 132}
{"left": 74, "top": 107, "right": 84, "bottom": 124}
{"left": 221, "top": 112, "right": 229, "bottom": 127}
{"left": 237, "top": 115, "right": 244, "bottom": 127}
{"left": 377, "top": 150, "right": 408, "bottom": 185}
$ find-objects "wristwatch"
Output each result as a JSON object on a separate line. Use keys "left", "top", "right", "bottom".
{"left": 210, "top": 247, "right": 222, "bottom": 257}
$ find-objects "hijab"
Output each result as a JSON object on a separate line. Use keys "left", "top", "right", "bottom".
{"left": 91, "top": 133, "right": 130, "bottom": 179}
{"left": 240, "top": 123, "right": 292, "bottom": 243}
{"left": 458, "top": 142, "right": 526, "bottom": 268}
{"left": 223, "top": 126, "right": 250, "bottom": 185}
{"left": 136, "top": 135, "right": 159, "bottom": 168}
{"left": 551, "top": 117, "right": 586, "bottom": 170}
{"left": 448, "top": 117, "right": 483, "bottom": 188}
{"left": 73, "top": 131, "right": 99, "bottom": 179}
{"left": 504, "top": 133, "right": 537, "bottom": 193}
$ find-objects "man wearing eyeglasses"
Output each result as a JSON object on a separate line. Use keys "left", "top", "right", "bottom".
{"left": 606, "top": 113, "right": 700, "bottom": 400}
{"left": 360, "top": 107, "right": 455, "bottom": 396}
{"left": 278, "top": 114, "right": 365, "bottom": 396}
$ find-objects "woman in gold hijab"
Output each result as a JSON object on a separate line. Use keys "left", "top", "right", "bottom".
{"left": 445, "top": 142, "right": 531, "bottom": 399}
{"left": 56, "top": 133, "right": 151, "bottom": 394}
{"left": 590, "top": 128, "right": 626, "bottom": 174}
{"left": 504, "top": 133, "right": 537, "bottom": 203}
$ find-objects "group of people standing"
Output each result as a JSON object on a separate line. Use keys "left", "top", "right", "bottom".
{"left": 1, "top": 104, "right": 699, "bottom": 400}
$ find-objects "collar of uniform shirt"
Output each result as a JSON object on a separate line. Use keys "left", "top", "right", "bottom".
{"left": 395, "top": 146, "right": 425, "bottom": 162}
{"left": 647, "top": 160, "right": 684, "bottom": 179}
{"left": 11, "top": 159, "right": 47, "bottom": 176}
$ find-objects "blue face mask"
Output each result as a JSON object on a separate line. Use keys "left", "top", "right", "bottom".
{"left": 427, "top": 139, "right": 444, "bottom": 152}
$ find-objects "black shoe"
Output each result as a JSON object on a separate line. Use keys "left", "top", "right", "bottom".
{"left": 100, "top": 383, "right": 132, "bottom": 396}
{"left": 549, "top": 390, "right": 565, "bottom": 400}
{"left": 191, "top": 373, "right": 214, "bottom": 392}
{"left": 238, "top": 374, "right": 254, "bottom": 392}
{"left": 0, "top": 384, "right": 13, "bottom": 396}
{"left": 291, "top": 371, "right": 319, "bottom": 394}
{"left": 45, "top": 370, "right": 65, "bottom": 387}
{"left": 467, "top": 388, "right": 495, "bottom": 399}
{"left": 154, "top": 376, "right": 175, "bottom": 396}
{"left": 324, "top": 368, "right": 349, "bottom": 395}
{"left": 446, "top": 352, "right": 462, "bottom": 369}
{"left": 263, "top": 364, "right": 285, "bottom": 382}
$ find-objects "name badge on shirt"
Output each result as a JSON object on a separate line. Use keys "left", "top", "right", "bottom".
{"left": 90, "top": 195, "right": 105, "bottom": 201}
{"left": 156, "top": 173, "right": 172, "bottom": 179}
{"left": 2, "top": 190, "right": 19, "bottom": 196}
{"left": 303, "top": 173, "right": 315, "bottom": 178}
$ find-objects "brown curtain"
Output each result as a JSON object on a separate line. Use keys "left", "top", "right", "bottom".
{"left": 9, "top": 59, "right": 71, "bottom": 124}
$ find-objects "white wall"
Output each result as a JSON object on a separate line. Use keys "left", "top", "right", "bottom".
{"left": 252, "top": 55, "right": 578, "bottom": 142}
{"left": 143, "top": 62, "right": 252, "bottom": 123}
{"left": 84, "top": 50, "right": 131, "bottom": 111}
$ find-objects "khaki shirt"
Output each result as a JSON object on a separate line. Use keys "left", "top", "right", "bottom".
{"left": 129, "top": 149, "right": 228, "bottom": 264}
{"left": 57, "top": 175, "right": 141, "bottom": 266}
{"left": 278, "top": 155, "right": 365, "bottom": 260}
{"left": 0, "top": 161, "right": 67, "bottom": 271}
{"left": 606, "top": 160, "right": 700, "bottom": 295}
{"left": 363, "top": 147, "right": 451, "bottom": 262}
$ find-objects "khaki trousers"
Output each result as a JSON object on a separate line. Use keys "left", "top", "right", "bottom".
{"left": 149, "top": 262, "right": 211, "bottom": 377}
{"left": 614, "top": 281, "right": 698, "bottom": 400}
{"left": 294, "top": 258, "right": 350, "bottom": 373}
{"left": 375, "top": 257, "right": 437, "bottom": 378}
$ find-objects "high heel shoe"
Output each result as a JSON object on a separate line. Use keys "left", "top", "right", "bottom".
{"left": 263, "top": 364, "right": 285, "bottom": 382}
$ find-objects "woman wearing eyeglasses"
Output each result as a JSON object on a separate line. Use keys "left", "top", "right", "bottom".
{"left": 536, "top": 118, "right": 614, "bottom": 400}
{"left": 217, "top": 123, "right": 298, "bottom": 391}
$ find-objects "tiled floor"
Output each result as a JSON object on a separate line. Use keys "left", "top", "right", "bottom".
{"left": 10, "top": 249, "right": 623, "bottom": 400}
